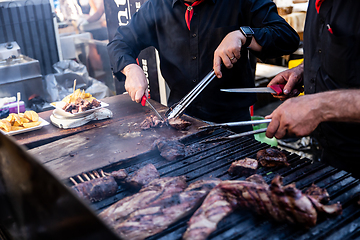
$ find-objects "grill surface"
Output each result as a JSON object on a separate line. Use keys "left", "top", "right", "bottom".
{"left": 66, "top": 129, "right": 360, "bottom": 240}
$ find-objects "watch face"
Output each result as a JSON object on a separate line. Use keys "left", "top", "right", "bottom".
{"left": 241, "top": 27, "right": 254, "bottom": 35}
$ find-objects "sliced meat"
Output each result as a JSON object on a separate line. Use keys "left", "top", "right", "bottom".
{"left": 167, "top": 117, "right": 191, "bottom": 130}
{"left": 152, "top": 137, "right": 185, "bottom": 161}
{"left": 125, "top": 163, "right": 160, "bottom": 189}
{"left": 183, "top": 175, "right": 342, "bottom": 240}
{"left": 71, "top": 176, "right": 118, "bottom": 203}
{"left": 90, "top": 98, "right": 101, "bottom": 108}
{"left": 304, "top": 183, "right": 330, "bottom": 203}
{"left": 256, "top": 148, "right": 289, "bottom": 167}
{"left": 228, "top": 157, "right": 258, "bottom": 176}
{"left": 115, "top": 178, "right": 221, "bottom": 240}
{"left": 140, "top": 115, "right": 164, "bottom": 130}
{"left": 99, "top": 176, "right": 187, "bottom": 227}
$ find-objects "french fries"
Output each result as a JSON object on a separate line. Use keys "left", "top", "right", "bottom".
{"left": 0, "top": 111, "right": 41, "bottom": 132}
{"left": 62, "top": 89, "right": 95, "bottom": 104}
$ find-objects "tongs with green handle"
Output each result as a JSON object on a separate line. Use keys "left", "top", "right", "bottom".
{"left": 199, "top": 119, "right": 271, "bottom": 143}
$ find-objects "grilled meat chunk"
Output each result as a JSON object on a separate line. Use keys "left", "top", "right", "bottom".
{"left": 167, "top": 117, "right": 192, "bottom": 130}
{"left": 71, "top": 176, "right": 118, "bottom": 203}
{"left": 99, "top": 176, "right": 187, "bottom": 227}
{"left": 228, "top": 158, "right": 258, "bottom": 176}
{"left": 183, "top": 175, "right": 342, "bottom": 240}
{"left": 109, "top": 169, "right": 128, "bottom": 180}
{"left": 256, "top": 148, "right": 289, "bottom": 167}
{"left": 125, "top": 163, "right": 160, "bottom": 189}
{"left": 152, "top": 137, "right": 185, "bottom": 161}
{"left": 115, "top": 179, "right": 221, "bottom": 240}
{"left": 304, "top": 183, "right": 330, "bottom": 203}
{"left": 245, "top": 174, "right": 267, "bottom": 185}
{"left": 140, "top": 115, "right": 164, "bottom": 130}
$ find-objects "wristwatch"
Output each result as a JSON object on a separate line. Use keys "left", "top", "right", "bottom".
{"left": 240, "top": 26, "right": 254, "bottom": 48}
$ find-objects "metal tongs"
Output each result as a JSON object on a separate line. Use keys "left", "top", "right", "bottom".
{"left": 199, "top": 119, "right": 271, "bottom": 143}
{"left": 165, "top": 69, "right": 216, "bottom": 120}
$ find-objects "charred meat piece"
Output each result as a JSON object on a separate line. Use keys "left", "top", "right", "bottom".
{"left": 71, "top": 176, "right": 118, "bottom": 203}
{"left": 125, "top": 163, "right": 160, "bottom": 189}
{"left": 245, "top": 174, "right": 267, "bottom": 185}
{"left": 228, "top": 158, "right": 258, "bottom": 176}
{"left": 167, "top": 117, "right": 192, "bottom": 130}
{"left": 304, "top": 183, "right": 330, "bottom": 203}
{"left": 183, "top": 186, "right": 233, "bottom": 240}
{"left": 99, "top": 176, "right": 187, "bottom": 227}
{"left": 91, "top": 98, "right": 101, "bottom": 108}
{"left": 140, "top": 115, "right": 164, "bottom": 130}
{"left": 183, "top": 175, "right": 342, "bottom": 240}
{"left": 109, "top": 169, "right": 128, "bottom": 181}
{"left": 152, "top": 137, "right": 186, "bottom": 161}
{"left": 115, "top": 178, "right": 221, "bottom": 240}
{"left": 256, "top": 148, "right": 289, "bottom": 167}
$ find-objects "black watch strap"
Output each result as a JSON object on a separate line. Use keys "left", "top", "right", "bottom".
{"left": 240, "top": 26, "right": 254, "bottom": 48}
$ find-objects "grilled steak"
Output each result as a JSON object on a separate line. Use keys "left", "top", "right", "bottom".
{"left": 167, "top": 117, "right": 192, "bottom": 130}
{"left": 115, "top": 178, "right": 221, "bottom": 240}
{"left": 140, "top": 115, "right": 164, "bottom": 130}
{"left": 99, "top": 176, "right": 187, "bottom": 227}
{"left": 256, "top": 148, "right": 289, "bottom": 167}
{"left": 245, "top": 174, "right": 267, "bottom": 185}
{"left": 152, "top": 137, "right": 185, "bottom": 161}
{"left": 125, "top": 163, "right": 160, "bottom": 189}
{"left": 183, "top": 175, "right": 342, "bottom": 240}
{"left": 71, "top": 176, "right": 118, "bottom": 203}
{"left": 228, "top": 157, "right": 258, "bottom": 176}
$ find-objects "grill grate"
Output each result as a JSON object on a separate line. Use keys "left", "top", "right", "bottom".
{"left": 66, "top": 129, "right": 360, "bottom": 240}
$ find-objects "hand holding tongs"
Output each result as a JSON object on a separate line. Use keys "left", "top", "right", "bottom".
{"left": 199, "top": 119, "right": 271, "bottom": 143}
{"left": 165, "top": 69, "right": 216, "bottom": 120}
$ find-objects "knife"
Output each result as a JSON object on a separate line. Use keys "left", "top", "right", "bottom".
{"left": 221, "top": 84, "right": 285, "bottom": 95}
{"left": 141, "top": 95, "right": 165, "bottom": 121}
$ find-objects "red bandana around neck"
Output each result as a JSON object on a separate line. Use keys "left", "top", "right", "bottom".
{"left": 315, "top": 0, "right": 326, "bottom": 13}
{"left": 184, "top": 0, "right": 205, "bottom": 30}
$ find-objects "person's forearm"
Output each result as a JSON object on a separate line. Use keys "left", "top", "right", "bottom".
{"left": 317, "top": 89, "right": 360, "bottom": 123}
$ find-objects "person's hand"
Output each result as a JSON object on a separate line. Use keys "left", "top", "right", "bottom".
{"left": 265, "top": 94, "right": 324, "bottom": 139}
{"left": 213, "top": 30, "right": 245, "bottom": 78}
{"left": 267, "top": 64, "right": 304, "bottom": 101}
{"left": 122, "top": 64, "right": 148, "bottom": 103}
{"left": 76, "top": 16, "right": 89, "bottom": 28}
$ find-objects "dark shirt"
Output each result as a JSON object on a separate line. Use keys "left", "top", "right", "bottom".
{"left": 303, "top": 0, "right": 360, "bottom": 171}
{"left": 108, "top": 0, "right": 299, "bottom": 123}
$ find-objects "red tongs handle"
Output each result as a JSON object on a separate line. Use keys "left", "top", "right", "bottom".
{"left": 141, "top": 95, "right": 147, "bottom": 106}
{"left": 269, "top": 84, "right": 285, "bottom": 95}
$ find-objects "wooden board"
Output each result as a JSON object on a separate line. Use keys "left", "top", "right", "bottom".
{"left": 27, "top": 94, "right": 207, "bottom": 180}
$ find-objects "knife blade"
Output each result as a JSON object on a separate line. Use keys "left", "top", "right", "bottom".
{"left": 221, "top": 84, "right": 285, "bottom": 95}
{"left": 141, "top": 95, "right": 165, "bottom": 121}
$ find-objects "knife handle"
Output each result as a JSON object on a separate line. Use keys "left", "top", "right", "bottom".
{"left": 141, "top": 95, "right": 147, "bottom": 106}
{"left": 269, "top": 84, "right": 285, "bottom": 95}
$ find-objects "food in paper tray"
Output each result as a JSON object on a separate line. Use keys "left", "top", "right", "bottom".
{"left": 61, "top": 89, "right": 101, "bottom": 114}
{"left": 0, "top": 111, "right": 41, "bottom": 132}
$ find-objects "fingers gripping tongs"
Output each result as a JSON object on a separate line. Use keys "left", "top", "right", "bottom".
{"left": 199, "top": 119, "right": 272, "bottom": 143}
{"left": 165, "top": 69, "right": 216, "bottom": 120}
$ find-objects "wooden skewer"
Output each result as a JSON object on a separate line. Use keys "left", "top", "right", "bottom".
{"left": 73, "top": 79, "right": 76, "bottom": 93}
{"left": 17, "top": 92, "right": 20, "bottom": 114}
{"left": 89, "top": 172, "right": 96, "bottom": 179}
{"left": 77, "top": 175, "right": 85, "bottom": 183}
{"left": 93, "top": 170, "right": 101, "bottom": 178}
{"left": 70, "top": 177, "right": 78, "bottom": 185}
{"left": 82, "top": 173, "right": 91, "bottom": 181}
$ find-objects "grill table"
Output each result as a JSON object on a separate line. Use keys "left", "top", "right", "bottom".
{"left": 10, "top": 94, "right": 360, "bottom": 240}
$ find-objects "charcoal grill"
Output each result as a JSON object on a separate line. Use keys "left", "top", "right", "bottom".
{"left": 65, "top": 128, "right": 360, "bottom": 240}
